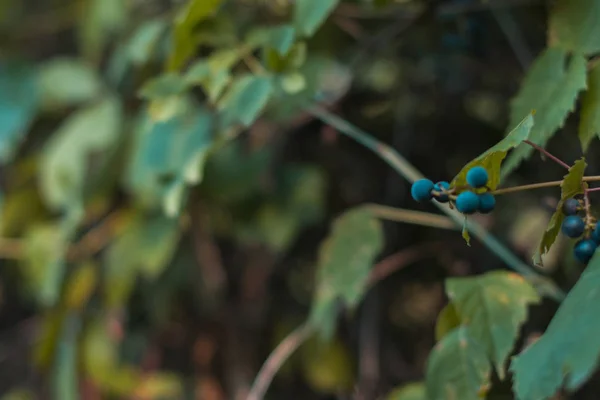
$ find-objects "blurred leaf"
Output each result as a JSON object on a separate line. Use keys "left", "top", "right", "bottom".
{"left": 501, "top": 49, "right": 587, "bottom": 177}
{"left": 512, "top": 250, "right": 600, "bottom": 399}
{"left": 386, "top": 382, "right": 426, "bottom": 400}
{"left": 38, "top": 58, "right": 103, "bottom": 109}
{"left": 22, "top": 224, "right": 68, "bottom": 306}
{"left": 294, "top": 0, "right": 339, "bottom": 37}
{"left": 105, "top": 212, "right": 180, "bottom": 309}
{"left": 246, "top": 24, "right": 296, "bottom": 55}
{"left": 451, "top": 114, "right": 533, "bottom": 191}
{"left": 183, "top": 49, "right": 242, "bottom": 103}
{"left": 127, "top": 19, "right": 168, "bottom": 66}
{"left": 52, "top": 315, "right": 80, "bottom": 400}
{"left": 125, "top": 99, "right": 213, "bottom": 212}
{"left": 0, "top": 185, "right": 48, "bottom": 237}
{"left": 301, "top": 336, "right": 354, "bottom": 394}
{"left": 281, "top": 165, "right": 326, "bottom": 224}
{"left": 263, "top": 42, "right": 307, "bottom": 73}
{"left": 1, "top": 389, "right": 34, "bottom": 400}
{"left": 309, "top": 207, "right": 384, "bottom": 339}
{"left": 79, "top": 0, "right": 129, "bottom": 63}
{"left": 435, "top": 303, "right": 461, "bottom": 342}
{"left": 133, "top": 373, "right": 183, "bottom": 399}
{"left": 426, "top": 327, "right": 491, "bottom": 400}
{"left": 549, "top": 0, "right": 600, "bottom": 55}
{"left": 462, "top": 217, "right": 471, "bottom": 246}
{"left": 139, "top": 73, "right": 187, "bottom": 99}
{"left": 169, "top": 0, "right": 225, "bottom": 71}
{"left": 446, "top": 271, "right": 540, "bottom": 378}
{"left": 63, "top": 262, "right": 97, "bottom": 311}
{"left": 34, "top": 309, "right": 66, "bottom": 369}
{"left": 534, "top": 158, "right": 586, "bottom": 265}
{"left": 40, "top": 95, "right": 122, "bottom": 210}
{"left": 217, "top": 74, "right": 274, "bottom": 128}
{"left": 579, "top": 63, "right": 600, "bottom": 151}
{"left": 0, "top": 61, "right": 38, "bottom": 163}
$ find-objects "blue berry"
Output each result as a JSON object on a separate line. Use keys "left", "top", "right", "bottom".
{"left": 562, "top": 198, "right": 580, "bottom": 216}
{"left": 574, "top": 239, "right": 597, "bottom": 264}
{"left": 592, "top": 224, "right": 600, "bottom": 243}
{"left": 434, "top": 181, "right": 451, "bottom": 203}
{"left": 466, "top": 166, "right": 489, "bottom": 188}
{"left": 561, "top": 215, "right": 585, "bottom": 238}
{"left": 478, "top": 193, "right": 496, "bottom": 214}
{"left": 455, "top": 191, "right": 479, "bottom": 214}
{"left": 411, "top": 179, "right": 435, "bottom": 202}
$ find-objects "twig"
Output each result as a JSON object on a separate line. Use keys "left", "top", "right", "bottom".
{"left": 246, "top": 323, "right": 314, "bottom": 400}
{"left": 524, "top": 140, "right": 571, "bottom": 170}
{"left": 491, "top": 176, "right": 600, "bottom": 195}
{"left": 489, "top": 3, "right": 533, "bottom": 70}
{"left": 310, "top": 106, "right": 565, "bottom": 301}
{"left": 365, "top": 204, "right": 458, "bottom": 230}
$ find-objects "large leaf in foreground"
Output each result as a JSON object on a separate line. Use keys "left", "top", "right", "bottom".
{"left": 533, "top": 158, "right": 586, "bottom": 265}
{"left": 294, "top": 0, "right": 339, "bottom": 37}
{"left": 451, "top": 114, "right": 533, "bottom": 191}
{"left": 501, "top": 48, "right": 587, "bottom": 177}
{"left": 512, "top": 251, "right": 600, "bottom": 400}
{"left": 309, "top": 207, "right": 383, "bottom": 338}
{"left": 426, "top": 327, "right": 491, "bottom": 400}
{"left": 579, "top": 63, "right": 600, "bottom": 151}
{"left": 549, "top": 0, "right": 600, "bottom": 56}
{"left": 446, "top": 271, "right": 540, "bottom": 378}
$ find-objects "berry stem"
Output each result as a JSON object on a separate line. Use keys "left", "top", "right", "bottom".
{"left": 523, "top": 140, "right": 571, "bottom": 169}
{"left": 491, "top": 175, "right": 600, "bottom": 195}
{"left": 584, "top": 186, "right": 593, "bottom": 229}
{"left": 586, "top": 186, "right": 600, "bottom": 193}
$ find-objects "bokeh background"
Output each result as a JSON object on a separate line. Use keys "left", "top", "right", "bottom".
{"left": 1, "top": 0, "right": 599, "bottom": 399}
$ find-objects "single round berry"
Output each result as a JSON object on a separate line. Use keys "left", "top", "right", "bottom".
{"left": 434, "top": 181, "right": 451, "bottom": 203}
{"left": 592, "top": 224, "right": 600, "bottom": 243}
{"left": 562, "top": 198, "right": 580, "bottom": 216}
{"left": 561, "top": 215, "right": 585, "bottom": 238}
{"left": 574, "top": 239, "right": 597, "bottom": 264}
{"left": 478, "top": 193, "right": 496, "bottom": 214}
{"left": 466, "top": 166, "right": 489, "bottom": 188}
{"left": 411, "top": 179, "right": 435, "bottom": 202}
{"left": 455, "top": 191, "right": 480, "bottom": 214}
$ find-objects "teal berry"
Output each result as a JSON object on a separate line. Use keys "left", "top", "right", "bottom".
{"left": 455, "top": 191, "right": 479, "bottom": 214}
{"left": 434, "top": 181, "right": 451, "bottom": 203}
{"left": 592, "top": 224, "right": 600, "bottom": 243}
{"left": 561, "top": 215, "right": 585, "bottom": 238}
{"left": 466, "top": 166, "right": 489, "bottom": 188}
{"left": 562, "top": 198, "right": 580, "bottom": 216}
{"left": 411, "top": 179, "right": 435, "bottom": 202}
{"left": 478, "top": 193, "right": 496, "bottom": 214}
{"left": 574, "top": 239, "right": 597, "bottom": 264}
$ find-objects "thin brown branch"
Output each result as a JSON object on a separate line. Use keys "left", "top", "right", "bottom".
{"left": 246, "top": 323, "right": 314, "bottom": 400}
{"left": 524, "top": 140, "right": 570, "bottom": 169}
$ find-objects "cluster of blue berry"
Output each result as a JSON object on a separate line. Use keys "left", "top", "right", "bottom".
{"left": 410, "top": 166, "right": 496, "bottom": 214}
{"left": 561, "top": 198, "right": 600, "bottom": 263}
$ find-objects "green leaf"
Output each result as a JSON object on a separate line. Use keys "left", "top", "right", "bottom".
{"left": 446, "top": 271, "right": 541, "bottom": 378}
{"left": 462, "top": 217, "right": 471, "bottom": 246}
{"left": 294, "top": 0, "right": 340, "bottom": 37}
{"left": 124, "top": 98, "right": 214, "bottom": 212}
{"left": 435, "top": 303, "right": 461, "bottom": 342}
{"left": 533, "top": 158, "right": 587, "bottom": 265}
{"left": 386, "top": 383, "right": 426, "bottom": 400}
{"left": 549, "top": 0, "right": 600, "bottom": 55}
{"left": 127, "top": 19, "right": 168, "bottom": 66}
{"left": 104, "top": 212, "right": 181, "bottom": 309}
{"left": 183, "top": 49, "right": 242, "bottom": 103}
{"left": 138, "top": 73, "right": 187, "bottom": 100}
{"left": 426, "top": 327, "right": 491, "bottom": 400}
{"left": 168, "top": 0, "right": 225, "bottom": 71}
{"left": 21, "top": 224, "right": 68, "bottom": 306}
{"left": 451, "top": 114, "right": 533, "bottom": 191}
{"left": 40, "top": 96, "right": 122, "bottom": 210}
{"left": 309, "top": 207, "right": 384, "bottom": 339}
{"left": 217, "top": 74, "right": 274, "bottom": 128}
{"left": 501, "top": 48, "right": 587, "bottom": 177}
{"left": 78, "top": 0, "right": 128, "bottom": 63}
{"left": 246, "top": 24, "right": 296, "bottom": 55}
{"left": 579, "top": 63, "right": 600, "bottom": 151}
{"left": 38, "top": 58, "right": 103, "bottom": 109}
{"left": 0, "top": 61, "right": 38, "bottom": 163}
{"left": 512, "top": 250, "right": 600, "bottom": 399}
